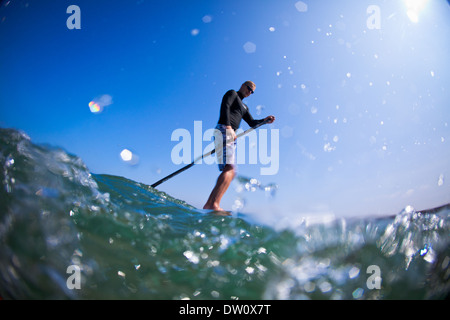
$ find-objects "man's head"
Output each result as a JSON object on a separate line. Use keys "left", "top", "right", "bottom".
{"left": 239, "top": 81, "right": 256, "bottom": 98}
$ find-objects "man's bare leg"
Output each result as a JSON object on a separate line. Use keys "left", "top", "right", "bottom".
{"left": 203, "top": 165, "right": 236, "bottom": 211}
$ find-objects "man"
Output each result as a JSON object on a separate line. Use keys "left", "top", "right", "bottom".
{"left": 203, "top": 81, "right": 275, "bottom": 212}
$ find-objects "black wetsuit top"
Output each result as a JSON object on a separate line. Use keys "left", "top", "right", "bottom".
{"left": 217, "top": 90, "right": 264, "bottom": 131}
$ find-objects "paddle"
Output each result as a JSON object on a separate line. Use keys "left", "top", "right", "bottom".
{"left": 151, "top": 120, "right": 270, "bottom": 188}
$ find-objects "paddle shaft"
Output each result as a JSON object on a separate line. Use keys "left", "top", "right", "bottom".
{"left": 151, "top": 120, "right": 269, "bottom": 188}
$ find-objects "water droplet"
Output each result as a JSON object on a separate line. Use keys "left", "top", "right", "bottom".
{"left": 258, "top": 247, "right": 267, "bottom": 254}
{"left": 295, "top": 1, "right": 308, "bottom": 12}
{"left": 245, "top": 266, "right": 255, "bottom": 274}
{"left": 89, "top": 94, "right": 113, "bottom": 114}
{"left": 120, "top": 149, "right": 139, "bottom": 165}
{"left": 404, "top": 205, "right": 415, "bottom": 214}
{"left": 281, "top": 125, "right": 294, "bottom": 138}
{"left": 323, "top": 143, "right": 336, "bottom": 152}
{"left": 183, "top": 250, "right": 199, "bottom": 264}
{"left": 120, "top": 149, "right": 133, "bottom": 161}
{"left": 243, "top": 41, "right": 256, "bottom": 54}
{"left": 438, "top": 174, "right": 444, "bottom": 186}
{"left": 89, "top": 101, "right": 102, "bottom": 113}
{"left": 5, "top": 155, "right": 14, "bottom": 167}
{"left": 319, "top": 281, "right": 332, "bottom": 293}
{"left": 348, "top": 266, "right": 360, "bottom": 279}
{"left": 202, "top": 15, "right": 212, "bottom": 23}
{"left": 256, "top": 104, "right": 265, "bottom": 115}
{"left": 352, "top": 288, "right": 364, "bottom": 299}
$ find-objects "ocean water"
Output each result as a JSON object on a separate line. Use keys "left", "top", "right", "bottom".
{"left": 0, "top": 127, "right": 449, "bottom": 300}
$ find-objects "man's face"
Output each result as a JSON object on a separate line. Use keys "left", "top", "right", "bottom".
{"left": 243, "top": 84, "right": 255, "bottom": 98}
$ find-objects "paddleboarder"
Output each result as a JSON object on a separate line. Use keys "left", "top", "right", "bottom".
{"left": 203, "top": 81, "right": 275, "bottom": 212}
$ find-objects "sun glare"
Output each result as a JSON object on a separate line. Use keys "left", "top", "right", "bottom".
{"left": 403, "top": 0, "right": 430, "bottom": 23}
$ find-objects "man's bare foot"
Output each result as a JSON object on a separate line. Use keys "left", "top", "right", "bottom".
{"left": 203, "top": 204, "right": 231, "bottom": 216}
{"left": 207, "top": 209, "right": 232, "bottom": 216}
{"left": 210, "top": 210, "right": 232, "bottom": 216}
{"left": 203, "top": 204, "right": 223, "bottom": 211}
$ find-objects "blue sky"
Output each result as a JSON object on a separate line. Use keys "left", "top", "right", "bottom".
{"left": 1, "top": 0, "right": 449, "bottom": 219}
